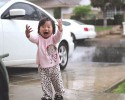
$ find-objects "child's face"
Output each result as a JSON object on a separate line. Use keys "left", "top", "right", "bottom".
{"left": 39, "top": 21, "right": 53, "bottom": 39}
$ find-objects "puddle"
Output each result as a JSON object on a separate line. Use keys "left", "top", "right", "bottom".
{"left": 70, "top": 46, "right": 125, "bottom": 63}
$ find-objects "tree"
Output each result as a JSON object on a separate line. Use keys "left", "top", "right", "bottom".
{"left": 54, "top": 7, "right": 61, "bottom": 19}
{"left": 72, "top": 5, "right": 91, "bottom": 19}
{"left": 91, "top": 0, "right": 124, "bottom": 26}
{"left": 91, "top": 0, "right": 124, "bottom": 10}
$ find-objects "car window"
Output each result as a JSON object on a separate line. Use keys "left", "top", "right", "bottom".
{"left": 62, "top": 21, "right": 71, "bottom": 26}
{"left": 36, "top": 8, "right": 49, "bottom": 20}
{"left": 0, "top": 0, "right": 9, "bottom": 8}
{"left": 73, "top": 20, "right": 84, "bottom": 25}
{"left": 1, "top": 2, "right": 39, "bottom": 20}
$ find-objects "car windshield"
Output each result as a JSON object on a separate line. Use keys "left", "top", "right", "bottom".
{"left": 73, "top": 20, "right": 85, "bottom": 25}
{"left": 0, "top": 0, "right": 9, "bottom": 8}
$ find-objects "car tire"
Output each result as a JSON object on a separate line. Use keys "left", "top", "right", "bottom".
{"left": 58, "top": 41, "right": 68, "bottom": 70}
{"left": 71, "top": 33, "right": 77, "bottom": 44}
{"left": 0, "top": 64, "right": 9, "bottom": 100}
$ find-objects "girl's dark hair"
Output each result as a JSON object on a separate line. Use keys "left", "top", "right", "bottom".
{"left": 38, "top": 17, "right": 55, "bottom": 35}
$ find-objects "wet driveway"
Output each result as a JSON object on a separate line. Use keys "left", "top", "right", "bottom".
{"left": 9, "top": 35, "right": 125, "bottom": 100}
{"left": 71, "top": 35, "right": 125, "bottom": 64}
{"left": 70, "top": 45, "right": 125, "bottom": 64}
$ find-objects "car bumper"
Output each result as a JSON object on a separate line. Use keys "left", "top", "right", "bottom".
{"left": 75, "top": 32, "right": 97, "bottom": 40}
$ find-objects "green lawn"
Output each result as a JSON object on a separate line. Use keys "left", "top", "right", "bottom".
{"left": 95, "top": 26, "right": 112, "bottom": 32}
{"left": 112, "top": 82, "right": 125, "bottom": 93}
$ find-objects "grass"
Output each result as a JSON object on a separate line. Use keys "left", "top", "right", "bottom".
{"left": 112, "top": 81, "right": 125, "bottom": 93}
{"left": 95, "top": 26, "right": 112, "bottom": 32}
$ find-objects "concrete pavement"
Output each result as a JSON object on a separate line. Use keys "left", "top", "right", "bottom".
{"left": 9, "top": 62, "right": 125, "bottom": 100}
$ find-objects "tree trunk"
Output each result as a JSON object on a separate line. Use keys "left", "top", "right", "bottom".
{"left": 103, "top": 11, "right": 107, "bottom": 27}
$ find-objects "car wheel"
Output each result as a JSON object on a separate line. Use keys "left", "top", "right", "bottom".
{"left": 58, "top": 42, "right": 68, "bottom": 70}
{"left": 0, "top": 64, "right": 9, "bottom": 100}
{"left": 71, "top": 33, "right": 76, "bottom": 43}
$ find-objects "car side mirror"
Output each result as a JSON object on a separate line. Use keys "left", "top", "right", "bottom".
{"left": 9, "top": 9, "right": 26, "bottom": 19}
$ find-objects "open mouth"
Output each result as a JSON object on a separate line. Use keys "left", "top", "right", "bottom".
{"left": 44, "top": 32, "right": 48, "bottom": 35}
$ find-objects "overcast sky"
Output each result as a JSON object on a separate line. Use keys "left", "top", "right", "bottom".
{"left": 80, "top": 0, "right": 91, "bottom": 5}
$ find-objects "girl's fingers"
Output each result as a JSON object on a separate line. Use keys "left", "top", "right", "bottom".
{"left": 26, "top": 24, "right": 30, "bottom": 29}
{"left": 26, "top": 24, "right": 29, "bottom": 30}
{"left": 57, "top": 19, "right": 62, "bottom": 26}
{"left": 26, "top": 25, "right": 33, "bottom": 32}
{"left": 58, "top": 19, "right": 62, "bottom": 25}
{"left": 57, "top": 19, "right": 63, "bottom": 32}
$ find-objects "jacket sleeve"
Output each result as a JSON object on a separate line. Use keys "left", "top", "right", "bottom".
{"left": 28, "top": 34, "right": 39, "bottom": 44}
{"left": 53, "top": 30, "right": 63, "bottom": 44}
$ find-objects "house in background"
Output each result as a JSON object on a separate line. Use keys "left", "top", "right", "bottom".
{"left": 29, "top": 0, "right": 122, "bottom": 20}
{"left": 28, "top": 0, "right": 82, "bottom": 18}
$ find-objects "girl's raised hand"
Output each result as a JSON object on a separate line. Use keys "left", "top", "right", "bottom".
{"left": 25, "top": 24, "right": 33, "bottom": 38}
{"left": 57, "top": 19, "right": 63, "bottom": 32}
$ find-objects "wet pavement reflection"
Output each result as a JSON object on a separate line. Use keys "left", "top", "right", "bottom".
{"left": 70, "top": 46, "right": 125, "bottom": 63}
{"left": 70, "top": 38, "right": 125, "bottom": 63}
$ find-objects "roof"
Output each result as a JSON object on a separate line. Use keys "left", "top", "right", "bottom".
{"left": 30, "top": 0, "right": 81, "bottom": 8}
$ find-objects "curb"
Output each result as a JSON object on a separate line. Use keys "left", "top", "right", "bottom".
{"left": 104, "top": 78, "right": 125, "bottom": 93}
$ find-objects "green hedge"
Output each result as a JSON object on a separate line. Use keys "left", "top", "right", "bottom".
{"left": 71, "top": 14, "right": 124, "bottom": 25}
{"left": 79, "top": 19, "right": 115, "bottom": 25}
{"left": 114, "top": 14, "right": 124, "bottom": 25}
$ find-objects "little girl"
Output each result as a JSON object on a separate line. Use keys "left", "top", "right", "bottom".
{"left": 25, "top": 17, "right": 64, "bottom": 100}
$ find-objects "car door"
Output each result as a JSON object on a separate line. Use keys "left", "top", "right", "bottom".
{"left": 0, "top": 19, "right": 3, "bottom": 55}
{"left": 1, "top": 2, "right": 47, "bottom": 66}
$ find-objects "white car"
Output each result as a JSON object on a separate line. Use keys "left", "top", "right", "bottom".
{"left": 0, "top": 0, "right": 74, "bottom": 70}
{"left": 62, "top": 19, "right": 97, "bottom": 43}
